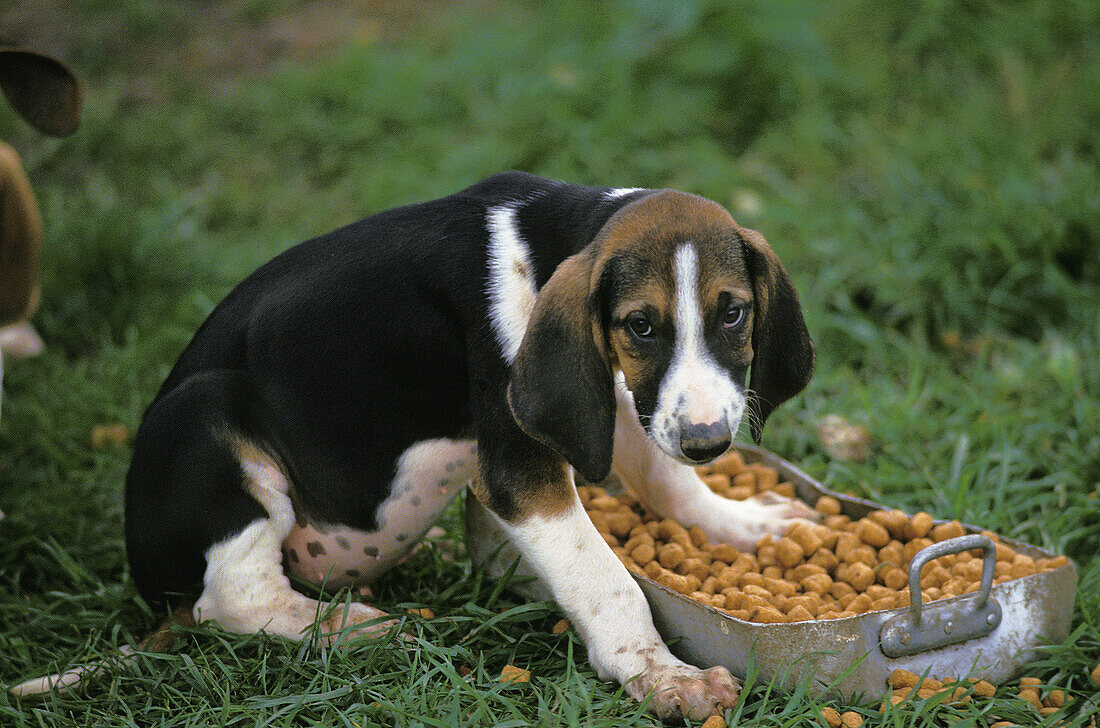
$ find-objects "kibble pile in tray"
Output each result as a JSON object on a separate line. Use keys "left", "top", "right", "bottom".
{"left": 582, "top": 451, "right": 1068, "bottom": 624}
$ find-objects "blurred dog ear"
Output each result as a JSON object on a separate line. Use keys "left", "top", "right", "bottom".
{"left": 507, "top": 252, "right": 616, "bottom": 483}
{"left": 0, "top": 48, "right": 82, "bottom": 137}
{"left": 740, "top": 227, "right": 814, "bottom": 442}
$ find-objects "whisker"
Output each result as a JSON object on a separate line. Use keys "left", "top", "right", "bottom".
{"left": 741, "top": 387, "right": 763, "bottom": 437}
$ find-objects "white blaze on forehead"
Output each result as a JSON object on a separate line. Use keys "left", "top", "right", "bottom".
{"left": 486, "top": 202, "right": 539, "bottom": 363}
{"left": 672, "top": 244, "right": 706, "bottom": 362}
{"left": 647, "top": 243, "right": 745, "bottom": 457}
{"left": 668, "top": 243, "right": 724, "bottom": 425}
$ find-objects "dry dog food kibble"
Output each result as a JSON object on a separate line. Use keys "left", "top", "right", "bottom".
{"left": 880, "top": 671, "right": 1078, "bottom": 720}
{"left": 883, "top": 669, "right": 995, "bottom": 707}
{"left": 581, "top": 451, "right": 1069, "bottom": 624}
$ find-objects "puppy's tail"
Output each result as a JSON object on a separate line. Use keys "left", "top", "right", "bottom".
{"left": 8, "top": 605, "right": 195, "bottom": 697}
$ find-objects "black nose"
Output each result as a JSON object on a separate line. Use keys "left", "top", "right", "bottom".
{"left": 679, "top": 420, "right": 731, "bottom": 462}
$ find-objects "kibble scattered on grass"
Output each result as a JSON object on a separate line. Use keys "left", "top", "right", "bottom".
{"left": 839, "top": 710, "right": 863, "bottom": 727}
{"left": 881, "top": 669, "right": 997, "bottom": 709}
{"left": 886, "top": 672, "right": 1080, "bottom": 723}
{"left": 551, "top": 618, "right": 570, "bottom": 634}
{"left": 90, "top": 423, "right": 130, "bottom": 449}
{"left": 581, "top": 451, "right": 1069, "bottom": 624}
{"left": 499, "top": 664, "right": 531, "bottom": 683}
{"left": 819, "top": 706, "right": 842, "bottom": 727}
{"left": 1012, "top": 676, "right": 1074, "bottom": 718}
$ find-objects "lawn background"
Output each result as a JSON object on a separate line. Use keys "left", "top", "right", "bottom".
{"left": 0, "top": 0, "right": 1097, "bottom": 725}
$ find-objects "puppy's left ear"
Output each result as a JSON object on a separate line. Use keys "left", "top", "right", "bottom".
{"left": 740, "top": 227, "right": 815, "bottom": 442}
{"left": 507, "top": 252, "right": 616, "bottom": 483}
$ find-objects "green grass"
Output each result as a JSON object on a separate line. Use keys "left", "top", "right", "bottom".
{"left": 1, "top": 0, "right": 1098, "bottom": 725}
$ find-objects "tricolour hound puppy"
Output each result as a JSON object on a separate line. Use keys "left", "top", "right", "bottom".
{"left": 14, "top": 172, "right": 815, "bottom": 721}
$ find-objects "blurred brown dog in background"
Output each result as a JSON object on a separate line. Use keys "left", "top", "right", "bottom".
{"left": 0, "top": 47, "right": 82, "bottom": 416}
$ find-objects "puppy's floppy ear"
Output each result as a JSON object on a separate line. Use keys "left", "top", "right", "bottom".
{"left": 740, "top": 227, "right": 814, "bottom": 442}
{"left": 0, "top": 49, "right": 83, "bottom": 137}
{"left": 507, "top": 252, "right": 615, "bottom": 483}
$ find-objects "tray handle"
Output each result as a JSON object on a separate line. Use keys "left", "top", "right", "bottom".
{"left": 879, "top": 534, "right": 1002, "bottom": 658}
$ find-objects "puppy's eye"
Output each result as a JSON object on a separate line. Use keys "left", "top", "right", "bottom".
{"left": 723, "top": 305, "right": 747, "bottom": 329}
{"left": 627, "top": 313, "right": 654, "bottom": 340}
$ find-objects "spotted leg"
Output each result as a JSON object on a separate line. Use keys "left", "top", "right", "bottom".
{"left": 282, "top": 438, "right": 478, "bottom": 592}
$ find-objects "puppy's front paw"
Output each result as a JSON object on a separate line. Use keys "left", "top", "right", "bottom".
{"left": 749, "top": 490, "right": 820, "bottom": 523}
{"left": 629, "top": 662, "right": 741, "bottom": 722}
{"left": 699, "top": 490, "right": 821, "bottom": 550}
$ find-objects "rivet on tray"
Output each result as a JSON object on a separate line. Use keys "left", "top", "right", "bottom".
{"left": 944, "top": 621, "right": 954, "bottom": 634}
{"left": 986, "top": 612, "right": 998, "bottom": 626}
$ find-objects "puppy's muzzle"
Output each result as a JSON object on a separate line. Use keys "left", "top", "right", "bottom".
{"left": 678, "top": 417, "right": 732, "bottom": 462}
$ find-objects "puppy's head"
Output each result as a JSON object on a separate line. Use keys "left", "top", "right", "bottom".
{"left": 508, "top": 190, "right": 813, "bottom": 482}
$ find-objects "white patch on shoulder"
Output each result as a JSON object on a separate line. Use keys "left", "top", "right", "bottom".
{"left": 605, "top": 187, "right": 645, "bottom": 199}
{"left": 486, "top": 202, "right": 538, "bottom": 364}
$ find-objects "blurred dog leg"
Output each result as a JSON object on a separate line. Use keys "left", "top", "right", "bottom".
{"left": 0, "top": 140, "right": 45, "bottom": 417}
{"left": 0, "top": 141, "right": 42, "bottom": 329}
{"left": 0, "top": 321, "right": 45, "bottom": 360}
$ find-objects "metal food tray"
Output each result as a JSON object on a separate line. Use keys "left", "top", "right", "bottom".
{"left": 465, "top": 445, "right": 1077, "bottom": 698}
